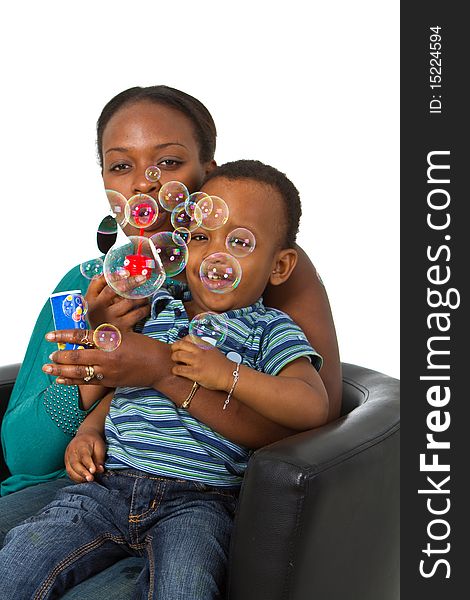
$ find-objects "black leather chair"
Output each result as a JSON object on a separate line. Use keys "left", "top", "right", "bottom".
{"left": 0, "top": 363, "right": 399, "bottom": 599}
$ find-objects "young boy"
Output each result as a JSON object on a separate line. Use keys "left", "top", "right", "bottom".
{"left": 0, "top": 160, "right": 328, "bottom": 599}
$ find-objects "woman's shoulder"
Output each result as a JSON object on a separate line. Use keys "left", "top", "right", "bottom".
{"left": 51, "top": 263, "right": 90, "bottom": 295}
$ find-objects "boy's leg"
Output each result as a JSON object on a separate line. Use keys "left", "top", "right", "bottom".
{"left": 0, "top": 479, "right": 130, "bottom": 599}
{"left": 135, "top": 481, "right": 239, "bottom": 600}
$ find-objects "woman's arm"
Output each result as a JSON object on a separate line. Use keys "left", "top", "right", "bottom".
{"left": 45, "top": 331, "right": 296, "bottom": 449}
{"left": 263, "top": 246, "right": 342, "bottom": 420}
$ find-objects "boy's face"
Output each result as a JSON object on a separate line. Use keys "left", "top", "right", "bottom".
{"left": 185, "top": 177, "right": 290, "bottom": 314}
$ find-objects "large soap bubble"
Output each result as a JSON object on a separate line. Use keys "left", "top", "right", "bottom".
{"left": 105, "top": 190, "right": 128, "bottom": 227}
{"left": 125, "top": 194, "right": 159, "bottom": 229}
{"left": 80, "top": 257, "right": 104, "bottom": 280}
{"left": 198, "top": 196, "right": 229, "bottom": 230}
{"left": 199, "top": 252, "right": 242, "bottom": 294}
{"left": 189, "top": 312, "right": 228, "bottom": 349}
{"left": 103, "top": 236, "right": 166, "bottom": 299}
{"left": 158, "top": 181, "right": 189, "bottom": 212}
{"left": 171, "top": 202, "right": 202, "bottom": 232}
{"left": 150, "top": 231, "right": 188, "bottom": 277}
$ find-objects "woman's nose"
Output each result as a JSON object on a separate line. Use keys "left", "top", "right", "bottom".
{"left": 132, "top": 171, "right": 162, "bottom": 196}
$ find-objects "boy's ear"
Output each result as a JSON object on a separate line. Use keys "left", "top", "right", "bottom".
{"left": 269, "top": 248, "right": 298, "bottom": 286}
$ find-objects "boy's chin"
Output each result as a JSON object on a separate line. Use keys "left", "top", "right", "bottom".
{"left": 191, "top": 289, "right": 242, "bottom": 314}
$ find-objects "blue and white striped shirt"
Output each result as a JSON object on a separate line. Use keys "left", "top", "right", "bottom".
{"left": 105, "top": 289, "right": 322, "bottom": 486}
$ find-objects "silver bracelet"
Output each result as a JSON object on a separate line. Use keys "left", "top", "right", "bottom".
{"left": 223, "top": 362, "right": 240, "bottom": 411}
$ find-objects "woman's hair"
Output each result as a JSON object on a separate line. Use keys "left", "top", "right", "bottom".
{"left": 96, "top": 85, "right": 217, "bottom": 168}
{"left": 203, "top": 159, "right": 301, "bottom": 249}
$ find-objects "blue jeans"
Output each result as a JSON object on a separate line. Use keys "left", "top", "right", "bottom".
{"left": 0, "top": 469, "right": 239, "bottom": 599}
{"left": 0, "top": 478, "right": 71, "bottom": 545}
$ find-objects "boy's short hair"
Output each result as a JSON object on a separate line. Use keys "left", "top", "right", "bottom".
{"left": 203, "top": 159, "right": 301, "bottom": 248}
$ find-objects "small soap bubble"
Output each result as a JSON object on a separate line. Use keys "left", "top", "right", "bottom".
{"left": 80, "top": 257, "right": 104, "bottom": 280}
{"left": 145, "top": 165, "right": 161, "bottom": 183}
{"left": 103, "top": 236, "right": 166, "bottom": 299}
{"left": 199, "top": 252, "right": 242, "bottom": 294}
{"left": 93, "top": 323, "right": 122, "bottom": 352}
{"left": 125, "top": 194, "right": 159, "bottom": 229}
{"left": 173, "top": 228, "right": 191, "bottom": 245}
{"left": 171, "top": 202, "right": 202, "bottom": 232}
{"left": 225, "top": 228, "right": 256, "bottom": 258}
{"left": 150, "top": 231, "right": 188, "bottom": 277}
{"left": 105, "top": 190, "right": 128, "bottom": 227}
{"left": 158, "top": 181, "right": 189, "bottom": 212}
{"left": 199, "top": 196, "right": 229, "bottom": 230}
{"left": 189, "top": 312, "right": 228, "bottom": 349}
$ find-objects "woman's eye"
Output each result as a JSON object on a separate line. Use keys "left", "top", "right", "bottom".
{"left": 192, "top": 234, "right": 207, "bottom": 242}
{"left": 159, "top": 159, "right": 182, "bottom": 168}
{"left": 110, "top": 163, "right": 131, "bottom": 172}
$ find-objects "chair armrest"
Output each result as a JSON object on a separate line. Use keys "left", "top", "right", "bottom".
{"left": 228, "top": 363, "right": 400, "bottom": 600}
{"left": 0, "top": 363, "right": 21, "bottom": 481}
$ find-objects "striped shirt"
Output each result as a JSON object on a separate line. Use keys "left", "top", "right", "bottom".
{"left": 105, "top": 290, "right": 322, "bottom": 486}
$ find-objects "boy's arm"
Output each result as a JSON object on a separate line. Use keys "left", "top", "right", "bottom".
{"left": 171, "top": 340, "right": 328, "bottom": 431}
{"left": 232, "top": 358, "right": 328, "bottom": 430}
{"left": 78, "top": 385, "right": 111, "bottom": 411}
{"left": 65, "top": 391, "right": 113, "bottom": 482}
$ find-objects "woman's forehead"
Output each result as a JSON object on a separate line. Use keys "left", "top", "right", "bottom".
{"left": 102, "top": 101, "right": 198, "bottom": 148}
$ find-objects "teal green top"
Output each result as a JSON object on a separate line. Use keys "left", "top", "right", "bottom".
{"left": 0, "top": 266, "right": 189, "bottom": 496}
{"left": 1, "top": 265, "right": 91, "bottom": 496}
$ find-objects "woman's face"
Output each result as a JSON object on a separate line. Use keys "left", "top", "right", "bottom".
{"left": 101, "top": 100, "right": 215, "bottom": 237}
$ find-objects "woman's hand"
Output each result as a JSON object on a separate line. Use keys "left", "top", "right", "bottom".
{"left": 43, "top": 329, "right": 167, "bottom": 389}
{"left": 65, "top": 429, "right": 106, "bottom": 483}
{"left": 171, "top": 337, "right": 234, "bottom": 392}
{"left": 85, "top": 274, "right": 150, "bottom": 330}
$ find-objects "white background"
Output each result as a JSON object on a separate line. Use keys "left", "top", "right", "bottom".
{"left": 0, "top": 1, "right": 399, "bottom": 377}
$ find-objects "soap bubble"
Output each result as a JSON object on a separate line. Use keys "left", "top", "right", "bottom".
{"left": 199, "top": 196, "right": 229, "bottom": 230}
{"left": 171, "top": 202, "right": 202, "bottom": 232}
{"left": 103, "top": 236, "right": 166, "bottom": 299}
{"left": 225, "top": 228, "right": 256, "bottom": 258}
{"left": 158, "top": 181, "right": 189, "bottom": 212}
{"left": 185, "top": 192, "right": 210, "bottom": 219}
{"left": 145, "top": 165, "right": 161, "bottom": 183}
{"left": 189, "top": 312, "right": 228, "bottom": 349}
{"left": 125, "top": 194, "right": 159, "bottom": 229}
{"left": 93, "top": 323, "right": 121, "bottom": 352}
{"left": 105, "top": 190, "right": 128, "bottom": 227}
{"left": 173, "top": 228, "right": 191, "bottom": 245}
{"left": 199, "top": 252, "right": 242, "bottom": 294}
{"left": 80, "top": 257, "right": 104, "bottom": 280}
{"left": 150, "top": 231, "right": 188, "bottom": 277}
{"left": 62, "top": 294, "right": 88, "bottom": 326}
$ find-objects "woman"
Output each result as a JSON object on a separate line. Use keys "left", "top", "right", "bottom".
{"left": 1, "top": 86, "right": 340, "bottom": 521}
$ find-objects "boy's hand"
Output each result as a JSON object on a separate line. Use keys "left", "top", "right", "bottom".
{"left": 85, "top": 274, "right": 150, "bottom": 331}
{"left": 65, "top": 429, "right": 106, "bottom": 483}
{"left": 171, "top": 337, "right": 234, "bottom": 392}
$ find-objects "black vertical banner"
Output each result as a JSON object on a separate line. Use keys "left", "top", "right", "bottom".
{"left": 401, "top": 2, "right": 467, "bottom": 598}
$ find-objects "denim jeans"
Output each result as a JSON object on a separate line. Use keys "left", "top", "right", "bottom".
{"left": 0, "top": 478, "right": 71, "bottom": 545}
{"left": 0, "top": 469, "right": 239, "bottom": 599}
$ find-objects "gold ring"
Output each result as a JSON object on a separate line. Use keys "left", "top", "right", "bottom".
{"left": 83, "top": 365, "right": 95, "bottom": 382}
{"left": 79, "top": 331, "right": 94, "bottom": 348}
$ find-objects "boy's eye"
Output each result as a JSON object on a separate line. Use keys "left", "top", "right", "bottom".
{"left": 227, "top": 237, "right": 253, "bottom": 249}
